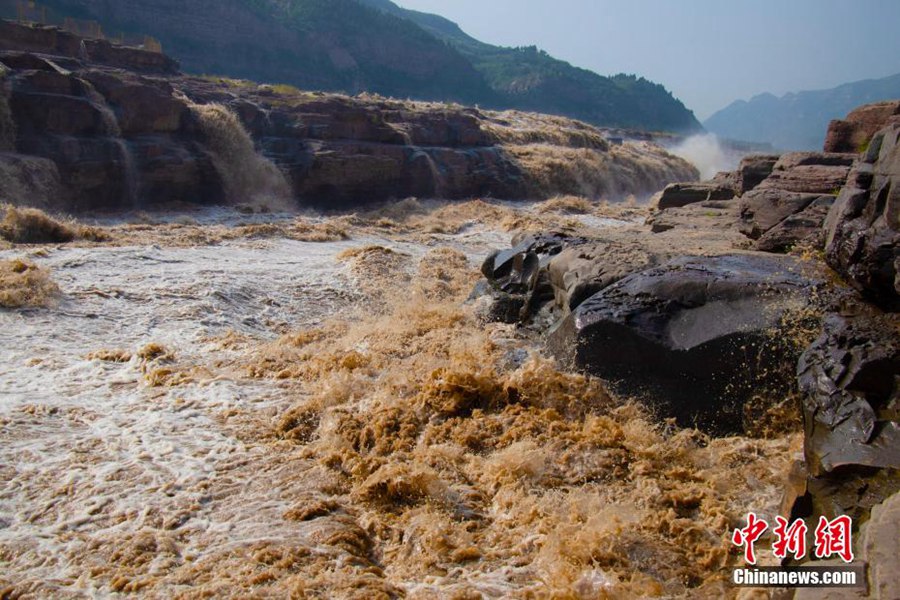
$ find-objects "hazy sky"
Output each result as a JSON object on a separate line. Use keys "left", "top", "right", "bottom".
{"left": 393, "top": 0, "right": 900, "bottom": 121}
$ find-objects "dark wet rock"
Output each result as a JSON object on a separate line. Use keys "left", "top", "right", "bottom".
{"left": 756, "top": 152, "right": 854, "bottom": 195}
{"left": 9, "top": 90, "right": 118, "bottom": 137}
{"left": 825, "top": 123, "right": 900, "bottom": 311}
{"left": 14, "top": 135, "right": 136, "bottom": 211}
{"left": 547, "top": 254, "right": 823, "bottom": 432}
{"left": 824, "top": 100, "right": 900, "bottom": 153}
{"left": 736, "top": 154, "right": 780, "bottom": 194}
{"left": 478, "top": 233, "right": 577, "bottom": 323}
{"left": 784, "top": 457, "right": 900, "bottom": 533}
{"left": 656, "top": 182, "right": 735, "bottom": 209}
{"left": 469, "top": 280, "right": 527, "bottom": 325}
{"left": 797, "top": 311, "right": 900, "bottom": 477}
{"left": 481, "top": 233, "right": 573, "bottom": 284}
{"left": 128, "top": 135, "right": 225, "bottom": 205}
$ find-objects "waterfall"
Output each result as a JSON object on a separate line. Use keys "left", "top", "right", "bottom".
{"left": 113, "top": 138, "right": 140, "bottom": 208}
{"left": 391, "top": 123, "right": 446, "bottom": 198}
{"left": 188, "top": 102, "right": 292, "bottom": 209}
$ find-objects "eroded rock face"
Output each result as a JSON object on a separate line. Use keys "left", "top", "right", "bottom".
{"left": 825, "top": 123, "right": 900, "bottom": 311}
{"left": 756, "top": 152, "right": 855, "bottom": 195}
{"left": 824, "top": 100, "right": 900, "bottom": 153}
{"left": 736, "top": 154, "right": 780, "bottom": 194}
{"left": 0, "top": 20, "right": 179, "bottom": 74}
{"left": 797, "top": 311, "right": 900, "bottom": 476}
{"left": 547, "top": 254, "right": 822, "bottom": 432}
{"left": 754, "top": 196, "right": 834, "bottom": 253}
{"left": 739, "top": 188, "right": 835, "bottom": 252}
{"left": 650, "top": 150, "right": 853, "bottom": 254}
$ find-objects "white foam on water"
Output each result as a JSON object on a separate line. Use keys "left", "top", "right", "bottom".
{"left": 0, "top": 214, "right": 513, "bottom": 595}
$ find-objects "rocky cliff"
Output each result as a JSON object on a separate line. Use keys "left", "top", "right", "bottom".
{"left": 0, "top": 20, "right": 697, "bottom": 213}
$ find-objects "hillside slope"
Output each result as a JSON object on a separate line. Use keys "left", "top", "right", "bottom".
{"left": 10, "top": 0, "right": 701, "bottom": 132}
{"left": 359, "top": 0, "right": 700, "bottom": 132}
{"left": 704, "top": 73, "right": 900, "bottom": 150}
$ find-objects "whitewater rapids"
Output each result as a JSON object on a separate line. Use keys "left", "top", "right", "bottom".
{"left": 0, "top": 200, "right": 799, "bottom": 598}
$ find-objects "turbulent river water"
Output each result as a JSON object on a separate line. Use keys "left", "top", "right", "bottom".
{"left": 0, "top": 200, "right": 799, "bottom": 598}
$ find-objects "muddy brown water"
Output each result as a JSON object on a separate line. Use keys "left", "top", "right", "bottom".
{"left": 0, "top": 201, "right": 799, "bottom": 598}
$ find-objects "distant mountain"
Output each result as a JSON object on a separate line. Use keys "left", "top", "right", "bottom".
{"left": 7, "top": 0, "right": 701, "bottom": 132}
{"left": 704, "top": 73, "right": 900, "bottom": 150}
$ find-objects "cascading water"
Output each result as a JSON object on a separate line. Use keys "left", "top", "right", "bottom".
{"left": 391, "top": 123, "right": 447, "bottom": 198}
{"left": 189, "top": 102, "right": 293, "bottom": 209}
{"left": 113, "top": 138, "right": 140, "bottom": 209}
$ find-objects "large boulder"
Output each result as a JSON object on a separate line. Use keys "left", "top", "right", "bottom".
{"left": 547, "top": 254, "right": 823, "bottom": 432}
{"left": 825, "top": 123, "right": 900, "bottom": 311}
{"left": 824, "top": 101, "right": 900, "bottom": 153}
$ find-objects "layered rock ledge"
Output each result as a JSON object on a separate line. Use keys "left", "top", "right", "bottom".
{"left": 0, "top": 20, "right": 696, "bottom": 212}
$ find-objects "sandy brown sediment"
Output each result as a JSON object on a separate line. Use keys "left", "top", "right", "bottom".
{"left": 0, "top": 258, "right": 60, "bottom": 308}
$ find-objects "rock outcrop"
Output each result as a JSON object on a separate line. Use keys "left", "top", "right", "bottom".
{"left": 477, "top": 233, "right": 572, "bottom": 323}
{"left": 824, "top": 100, "right": 900, "bottom": 153}
{"left": 735, "top": 154, "right": 780, "bottom": 194}
{"left": 797, "top": 311, "right": 900, "bottom": 476}
{"left": 824, "top": 122, "right": 900, "bottom": 310}
{"left": 738, "top": 189, "right": 835, "bottom": 251}
{"left": 0, "top": 20, "right": 179, "bottom": 74}
{"left": 655, "top": 181, "right": 734, "bottom": 209}
{"left": 547, "top": 254, "right": 821, "bottom": 432}
{"left": 755, "top": 152, "right": 855, "bottom": 195}
{"left": 651, "top": 149, "right": 856, "bottom": 254}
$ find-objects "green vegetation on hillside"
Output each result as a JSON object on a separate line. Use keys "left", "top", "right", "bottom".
{"left": 358, "top": 0, "right": 701, "bottom": 132}
{"left": 26, "top": 0, "right": 701, "bottom": 132}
